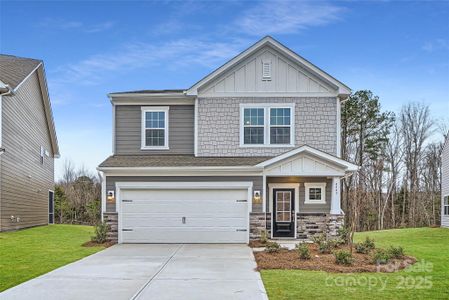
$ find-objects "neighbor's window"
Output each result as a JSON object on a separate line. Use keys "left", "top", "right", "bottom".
{"left": 243, "top": 108, "right": 265, "bottom": 144}
{"left": 141, "top": 107, "right": 169, "bottom": 149}
{"left": 304, "top": 183, "right": 326, "bottom": 204}
{"left": 241, "top": 104, "right": 294, "bottom": 147}
{"left": 444, "top": 196, "right": 449, "bottom": 216}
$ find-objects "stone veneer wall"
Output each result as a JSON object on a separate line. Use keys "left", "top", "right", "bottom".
{"left": 250, "top": 212, "right": 271, "bottom": 240}
{"left": 197, "top": 97, "right": 338, "bottom": 157}
{"left": 297, "top": 213, "right": 344, "bottom": 240}
{"left": 103, "top": 212, "right": 118, "bottom": 243}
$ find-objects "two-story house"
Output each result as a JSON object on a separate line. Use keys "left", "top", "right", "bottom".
{"left": 0, "top": 55, "right": 59, "bottom": 231}
{"left": 98, "top": 36, "right": 358, "bottom": 244}
{"left": 442, "top": 134, "right": 449, "bottom": 228}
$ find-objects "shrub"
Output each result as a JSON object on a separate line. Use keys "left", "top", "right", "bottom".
{"left": 364, "top": 237, "right": 376, "bottom": 250}
{"left": 387, "top": 246, "right": 404, "bottom": 259}
{"left": 371, "top": 249, "right": 391, "bottom": 265}
{"left": 337, "top": 226, "right": 351, "bottom": 245}
{"left": 312, "top": 234, "right": 326, "bottom": 244}
{"left": 260, "top": 230, "right": 268, "bottom": 244}
{"left": 91, "top": 221, "right": 109, "bottom": 243}
{"left": 265, "top": 241, "right": 281, "bottom": 253}
{"left": 296, "top": 243, "right": 311, "bottom": 260}
{"left": 334, "top": 250, "right": 353, "bottom": 265}
{"left": 355, "top": 242, "right": 369, "bottom": 254}
{"left": 318, "top": 240, "right": 337, "bottom": 254}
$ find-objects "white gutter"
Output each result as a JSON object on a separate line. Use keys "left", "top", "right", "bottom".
{"left": 0, "top": 84, "right": 13, "bottom": 155}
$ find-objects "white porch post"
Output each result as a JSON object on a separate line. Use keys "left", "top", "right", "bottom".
{"left": 330, "top": 177, "right": 341, "bottom": 215}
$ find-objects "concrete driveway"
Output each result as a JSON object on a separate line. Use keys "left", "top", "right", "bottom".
{"left": 1, "top": 244, "right": 267, "bottom": 300}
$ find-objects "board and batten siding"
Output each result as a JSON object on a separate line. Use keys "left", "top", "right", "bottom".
{"left": 105, "top": 176, "right": 264, "bottom": 212}
{"left": 267, "top": 177, "right": 332, "bottom": 214}
{"left": 442, "top": 138, "right": 449, "bottom": 228}
{"left": 0, "top": 71, "right": 54, "bottom": 231}
{"left": 115, "top": 105, "right": 194, "bottom": 155}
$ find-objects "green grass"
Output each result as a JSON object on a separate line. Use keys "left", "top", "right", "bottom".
{"left": 0, "top": 224, "right": 105, "bottom": 292}
{"left": 261, "top": 228, "right": 449, "bottom": 300}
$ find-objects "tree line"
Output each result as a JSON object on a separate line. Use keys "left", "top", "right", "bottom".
{"left": 341, "top": 90, "right": 447, "bottom": 232}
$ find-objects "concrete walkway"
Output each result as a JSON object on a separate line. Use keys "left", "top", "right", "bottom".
{"left": 1, "top": 244, "right": 267, "bottom": 300}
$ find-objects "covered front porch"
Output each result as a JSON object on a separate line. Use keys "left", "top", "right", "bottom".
{"left": 249, "top": 146, "right": 358, "bottom": 241}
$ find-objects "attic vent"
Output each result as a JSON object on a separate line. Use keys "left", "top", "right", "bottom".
{"left": 262, "top": 60, "right": 272, "bottom": 80}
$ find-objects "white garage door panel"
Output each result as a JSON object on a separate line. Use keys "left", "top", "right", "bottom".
{"left": 120, "top": 187, "right": 249, "bottom": 243}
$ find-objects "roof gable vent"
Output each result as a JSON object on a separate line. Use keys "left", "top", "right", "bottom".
{"left": 262, "top": 60, "right": 272, "bottom": 80}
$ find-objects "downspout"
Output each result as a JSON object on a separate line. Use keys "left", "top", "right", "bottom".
{"left": 0, "top": 84, "right": 13, "bottom": 155}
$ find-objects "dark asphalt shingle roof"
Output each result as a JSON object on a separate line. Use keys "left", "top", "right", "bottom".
{"left": 98, "top": 155, "right": 272, "bottom": 168}
{"left": 0, "top": 55, "right": 42, "bottom": 89}
{"left": 109, "top": 89, "right": 186, "bottom": 95}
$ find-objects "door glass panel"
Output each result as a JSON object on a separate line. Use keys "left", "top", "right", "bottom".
{"left": 275, "top": 191, "right": 292, "bottom": 222}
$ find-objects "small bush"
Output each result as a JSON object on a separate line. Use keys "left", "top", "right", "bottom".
{"left": 318, "top": 240, "right": 337, "bottom": 254}
{"left": 334, "top": 250, "right": 353, "bottom": 265}
{"left": 363, "top": 237, "right": 376, "bottom": 250}
{"left": 337, "top": 227, "right": 351, "bottom": 245}
{"left": 265, "top": 241, "right": 281, "bottom": 253}
{"left": 355, "top": 242, "right": 369, "bottom": 254}
{"left": 312, "top": 234, "right": 326, "bottom": 245}
{"left": 91, "top": 221, "right": 109, "bottom": 243}
{"left": 260, "top": 230, "right": 268, "bottom": 244}
{"left": 387, "top": 246, "right": 404, "bottom": 259}
{"left": 372, "top": 249, "right": 391, "bottom": 265}
{"left": 296, "top": 243, "right": 311, "bottom": 260}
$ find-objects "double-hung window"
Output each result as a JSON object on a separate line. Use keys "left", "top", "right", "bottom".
{"left": 444, "top": 195, "right": 449, "bottom": 216}
{"left": 240, "top": 104, "right": 294, "bottom": 147}
{"left": 141, "top": 106, "right": 169, "bottom": 149}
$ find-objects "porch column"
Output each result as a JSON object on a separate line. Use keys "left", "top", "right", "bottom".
{"left": 330, "top": 177, "right": 341, "bottom": 215}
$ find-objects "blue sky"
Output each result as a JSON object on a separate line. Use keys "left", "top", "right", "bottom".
{"left": 1, "top": 0, "right": 448, "bottom": 179}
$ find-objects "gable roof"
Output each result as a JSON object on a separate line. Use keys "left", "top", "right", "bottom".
{"left": 187, "top": 36, "right": 351, "bottom": 97}
{"left": 255, "top": 145, "right": 359, "bottom": 172}
{"left": 0, "top": 54, "right": 60, "bottom": 157}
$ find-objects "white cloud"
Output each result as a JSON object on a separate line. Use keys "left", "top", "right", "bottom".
{"left": 233, "top": 0, "right": 344, "bottom": 36}
{"left": 422, "top": 39, "right": 449, "bottom": 52}
{"left": 53, "top": 38, "right": 251, "bottom": 85}
{"left": 37, "top": 18, "right": 114, "bottom": 33}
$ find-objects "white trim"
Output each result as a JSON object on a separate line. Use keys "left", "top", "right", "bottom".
{"left": 98, "top": 166, "right": 263, "bottom": 177}
{"left": 112, "top": 104, "right": 116, "bottom": 154}
{"left": 268, "top": 183, "right": 299, "bottom": 239}
{"left": 109, "top": 92, "right": 188, "bottom": 98}
{"left": 262, "top": 174, "right": 267, "bottom": 213}
{"left": 330, "top": 177, "right": 342, "bottom": 214}
{"left": 194, "top": 97, "right": 198, "bottom": 156}
{"left": 115, "top": 181, "right": 253, "bottom": 244}
{"left": 200, "top": 92, "right": 338, "bottom": 98}
{"left": 336, "top": 97, "right": 341, "bottom": 157}
{"left": 13, "top": 62, "right": 42, "bottom": 92}
{"left": 304, "top": 182, "right": 326, "bottom": 204}
{"left": 100, "top": 172, "right": 106, "bottom": 221}
{"left": 443, "top": 194, "right": 449, "bottom": 216}
{"left": 187, "top": 36, "right": 351, "bottom": 96}
{"left": 239, "top": 103, "right": 295, "bottom": 148}
{"left": 256, "top": 145, "right": 359, "bottom": 171}
{"left": 141, "top": 106, "right": 169, "bottom": 150}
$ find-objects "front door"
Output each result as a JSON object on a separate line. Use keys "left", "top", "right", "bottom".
{"left": 272, "top": 188, "right": 295, "bottom": 238}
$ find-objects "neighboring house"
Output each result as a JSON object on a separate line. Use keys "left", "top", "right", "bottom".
{"left": 0, "top": 55, "right": 59, "bottom": 231}
{"left": 442, "top": 134, "right": 449, "bottom": 228}
{"left": 98, "top": 36, "right": 358, "bottom": 244}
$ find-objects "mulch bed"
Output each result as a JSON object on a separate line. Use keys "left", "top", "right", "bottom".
{"left": 248, "top": 240, "right": 268, "bottom": 248}
{"left": 254, "top": 244, "right": 416, "bottom": 273}
{"left": 82, "top": 241, "right": 115, "bottom": 248}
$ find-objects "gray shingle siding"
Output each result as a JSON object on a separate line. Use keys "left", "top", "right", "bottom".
{"left": 442, "top": 137, "right": 449, "bottom": 228}
{"left": 115, "top": 105, "right": 194, "bottom": 155}
{"left": 197, "top": 97, "right": 338, "bottom": 157}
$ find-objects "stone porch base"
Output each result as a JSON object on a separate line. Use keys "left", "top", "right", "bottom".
{"left": 103, "top": 212, "right": 118, "bottom": 244}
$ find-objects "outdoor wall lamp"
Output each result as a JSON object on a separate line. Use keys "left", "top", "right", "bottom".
{"left": 253, "top": 190, "right": 262, "bottom": 204}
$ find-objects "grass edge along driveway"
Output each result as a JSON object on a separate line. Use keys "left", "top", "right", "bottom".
{"left": 261, "top": 227, "right": 449, "bottom": 300}
{"left": 0, "top": 224, "right": 105, "bottom": 292}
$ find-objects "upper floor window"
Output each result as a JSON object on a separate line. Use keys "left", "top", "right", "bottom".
{"left": 240, "top": 103, "right": 295, "bottom": 147}
{"left": 141, "top": 106, "right": 169, "bottom": 150}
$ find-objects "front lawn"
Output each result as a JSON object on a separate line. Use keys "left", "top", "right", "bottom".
{"left": 0, "top": 224, "right": 105, "bottom": 292}
{"left": 261, "top": 227, "right": 449, "bottom": 299}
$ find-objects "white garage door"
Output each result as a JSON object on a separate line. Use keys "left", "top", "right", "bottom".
{"left": 119, "top": 187, "right": 249, "bottom": 243}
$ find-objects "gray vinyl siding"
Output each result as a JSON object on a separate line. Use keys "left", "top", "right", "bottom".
{"left": 0, "top": 71, "right": 54, "bottom": 231}
{"left": 115, "top": 105, "right": 194, "bottom": 155}
{"left": 267, "top": 177, "right": 331, "bottom": 214}
{"left": 105, "top": 176, "right": 263, "bottom": 212}
{"left": 442, "top": 138, "right": 449, "bottom": 228}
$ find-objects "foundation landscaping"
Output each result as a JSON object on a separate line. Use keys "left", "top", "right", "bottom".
{"left": 253, "top": 227, "right": 449, "bottom": 299}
